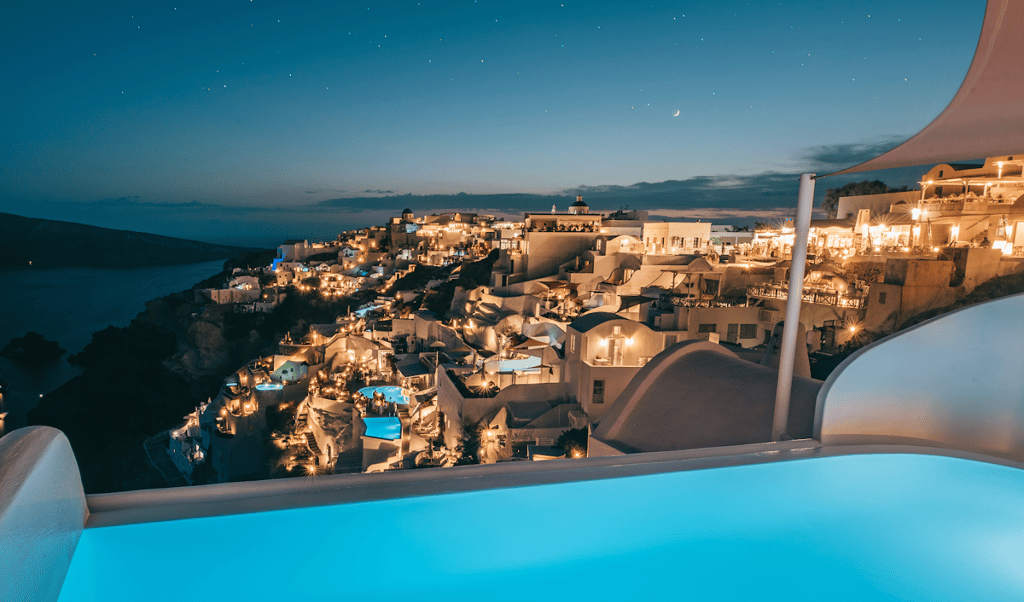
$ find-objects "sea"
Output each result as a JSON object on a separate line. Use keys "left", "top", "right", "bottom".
{"left": 0, "top": 260, "right": 227, "bottom": 436}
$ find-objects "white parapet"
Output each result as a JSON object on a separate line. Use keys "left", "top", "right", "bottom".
{"left": 0, "top": 426, "right": 89, "bottom": 602}
{"left": 816, "top": 292, "right": 1024, "bottom": 463}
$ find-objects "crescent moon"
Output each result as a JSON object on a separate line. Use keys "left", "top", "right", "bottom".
{"left": 673, "top": 110, "right": 680, "bottom": 117}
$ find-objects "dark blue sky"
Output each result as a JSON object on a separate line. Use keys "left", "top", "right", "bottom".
{"left": 1, "top": 1, "right": 985, "bottom": 244}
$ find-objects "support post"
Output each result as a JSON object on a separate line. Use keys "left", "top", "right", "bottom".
{"left": 772, "top": 173, "right": 816, "bottom": 441}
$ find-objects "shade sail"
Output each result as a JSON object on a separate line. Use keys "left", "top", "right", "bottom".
{"left": 828, "top": 0, "right": 1024, "bottom": 176}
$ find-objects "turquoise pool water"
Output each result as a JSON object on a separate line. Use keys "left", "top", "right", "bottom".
{"left": 362, "top": 416, "right": 402, "bottom": 440}
{"left": 254, "top": 383, "right": 283, "bottom": 391}
{"left": 58, "top": 453, "right": 1024, "bottom": 601}
{"left": 358, "top": 385, "right": 409, "bottom": 404}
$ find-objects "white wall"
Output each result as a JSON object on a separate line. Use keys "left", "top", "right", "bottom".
{"left": 0, "top": 427, "right": 88, "bottom": 602}
{"left": 816, "top": 292, "right": 1024, "bottom": 463}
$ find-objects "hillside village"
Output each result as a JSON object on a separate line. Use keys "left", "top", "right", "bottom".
{"left": 164, "top": 155, "right": 1024, "bottom": 484}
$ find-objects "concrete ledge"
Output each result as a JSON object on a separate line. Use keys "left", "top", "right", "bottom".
{"left": 85, "top": 439, "right": 1024, "bottom": 530}
{"left": 0, "top": 426, "right": 88, "bottom": 602}
{"left": 88, "top": 439, "right": 825, "bottom": 527}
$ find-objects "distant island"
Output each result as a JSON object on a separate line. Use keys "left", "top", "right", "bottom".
{"left": 0, "top": 212, "right": 262, "bottom": 269}
{"left": 1, "top": 331, "right": 65, "bottom": 365}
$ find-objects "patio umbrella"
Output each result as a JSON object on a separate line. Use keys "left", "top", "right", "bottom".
{"left": 430, "top": 341, "right": 446, "bottom": 366}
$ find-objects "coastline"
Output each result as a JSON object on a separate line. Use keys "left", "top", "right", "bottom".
{"left": 0, "top": 260, "right": 228, "bottom": 436}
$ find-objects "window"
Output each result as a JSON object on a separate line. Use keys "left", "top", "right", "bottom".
{"left": 692, "top": 237, "right": 700, "bottom": 248}
{"left": 569, "top": 334, "right": 576, "bottom": 353}
{"left": 697, "top": 323, "right": 717, "bottom": 333}
{"left": 665, "top": 334, "right": 678, "bottom": 346}
{"left": 593, "top": 380, "right": 605, "bottom": 404}
{"left": 739, "top": 324, "right": 758, "bottom": 339}
{"left": 878, "top": 292, "right": 887, "bottom": 305}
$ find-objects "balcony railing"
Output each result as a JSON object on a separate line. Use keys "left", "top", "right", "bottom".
{"left": 747, "top": 284, "right": 866, "bottom": 309}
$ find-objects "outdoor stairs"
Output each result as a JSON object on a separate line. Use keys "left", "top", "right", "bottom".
{"left": 333, "top": 449, "right": 362, "bottom": 474}
{"left": 304, "top": 431, "right": 321, "bottom": 456}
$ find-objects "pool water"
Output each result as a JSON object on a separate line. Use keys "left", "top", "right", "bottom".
{"left": 58, "top": 453, "right": 1024, "bottom": 601}
{"left": 358, "top": 385, "right": 409, "bottom": 405}
{"left": 362, "top": 416, "right": 402, "bottom": 440}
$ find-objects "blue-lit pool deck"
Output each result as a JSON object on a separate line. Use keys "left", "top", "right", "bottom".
{"left": 58, "top": 450, "right": 1024, "bottom": 601}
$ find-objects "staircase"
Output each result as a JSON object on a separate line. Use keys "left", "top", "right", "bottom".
{"left": 333, "top": 449, "right": 363, "bottom": 474}
{"left": 304, "top": 431, "right": 321, "bottom": 456}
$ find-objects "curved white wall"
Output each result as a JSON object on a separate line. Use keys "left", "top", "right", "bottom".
{"left": 0, "top": 426, "right": 88, "bottom": 602}
{"left": 816, "top": 293, "right": 1024, "bottom": 462}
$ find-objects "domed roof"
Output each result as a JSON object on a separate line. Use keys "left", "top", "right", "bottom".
{"left": 402, "top": 207, "right": 413, "bottom": 214}
{"left": 591, "top": 341, "right": 821, "bottom": 454}
{"left": 567, "top": 312, "right": 628, "bottom": 333}
{"left": 571, "top": 199, "right": 589, "bottom": 207}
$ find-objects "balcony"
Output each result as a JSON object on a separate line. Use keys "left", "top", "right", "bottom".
{"left": 747, "top": 284, "right": 866, "bottom": 309}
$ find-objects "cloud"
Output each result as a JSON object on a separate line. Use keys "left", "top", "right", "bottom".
{"left": 800, "top": 137, "right": 908, "bottom": 171}
{"left": 363, "top": 189, "right": 395, "bottom": 194}
{"left": 90, "top": 196, "right": 221, "bottom": 209}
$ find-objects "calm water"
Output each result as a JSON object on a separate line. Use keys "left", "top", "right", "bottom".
{"left": 58, "top": 453, "right": 1024, "bottom": 601}
{"left": 0, "top": 260, "right": 225, "bottom": 434}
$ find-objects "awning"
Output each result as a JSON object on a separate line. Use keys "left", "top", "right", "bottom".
{"left": 828, "top": 0, "right": 1024, "bottom": 176}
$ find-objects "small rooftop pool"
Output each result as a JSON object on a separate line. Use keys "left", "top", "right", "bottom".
{"left": 362, "top": 416, "right": 402, "bottom": 440}
{"left": 254, "top": 383, "right": 284, "bottom": 391}
{"left": 57, "top": 452, "right": 1024, "bottom": 601}
{"left": 358, "top": 385, "right": 409, "bottom": 405}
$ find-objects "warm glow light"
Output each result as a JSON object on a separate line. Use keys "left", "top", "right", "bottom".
{"left": 911, "top": 208, "right": 921, "bottom": 220}
{"left": 849, "top": 326, "right": 857, "bottom": 333}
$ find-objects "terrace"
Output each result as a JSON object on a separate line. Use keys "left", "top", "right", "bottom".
{"left": 747, "top": 283, "right": 868, "bottom": 309}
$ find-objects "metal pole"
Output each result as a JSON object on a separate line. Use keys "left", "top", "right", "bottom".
{"left": 772, "top": 173, "right": 816, "bottom": 441}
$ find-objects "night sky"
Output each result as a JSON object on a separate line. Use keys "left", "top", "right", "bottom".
{"left": 1, "top": 1, "right": 985, "bottom": 245}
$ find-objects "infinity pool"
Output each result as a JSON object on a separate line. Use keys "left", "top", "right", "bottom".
{"left": 57, "top": 453, "right": 1024, "bottom": 601}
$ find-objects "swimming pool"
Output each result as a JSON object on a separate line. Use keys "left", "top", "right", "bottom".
{"left": 58, "top": 452, "right": 1024, "bottom": 601}
{"left": 362, "top": 416, "right": 402, "bottom": 440}
{"left": 358, "top": 385, "right": 409, "bottom": 405}
{"left": 254, "top": 382, "right": 284, "bottom": 391}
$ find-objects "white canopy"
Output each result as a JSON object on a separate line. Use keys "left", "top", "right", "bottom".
{"left": 829, "top": 0, "right": 1024, "bottom": 176}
